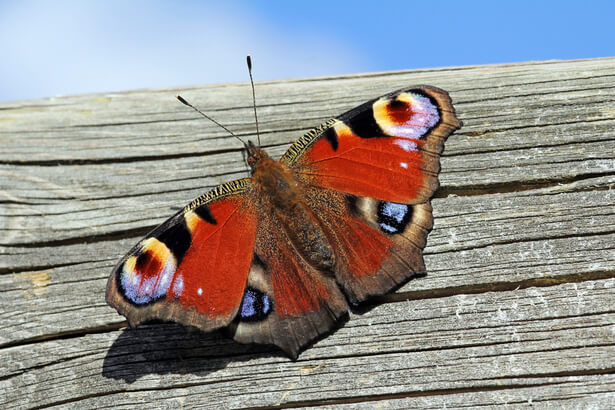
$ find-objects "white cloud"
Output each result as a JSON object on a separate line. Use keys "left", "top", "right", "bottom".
{"left": 0, "top": 1, "right": 367, "bottom": 101}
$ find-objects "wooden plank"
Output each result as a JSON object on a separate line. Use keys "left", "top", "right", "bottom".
{"left": 1, "top": 57, "right": 614, "bottom": 408}
{"left": 1, "top": 280, "right": 613, "bottom": 408}
{"left": 2, "top": 188, "right": 615, "bottom": 346}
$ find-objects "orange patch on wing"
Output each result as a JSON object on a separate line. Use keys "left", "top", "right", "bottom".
{"left": 270, "top": 251, "right": 331, "bottom": 317}
{"left": 340, "top": 218, "right": 392, "bottom": 278}
{"left": 134, "top": 240, "right": 167, "bottom": 278}
{"left": 374, "top": 95, "right": 414, "bottom": 125}
{"left": 121, "top": 237, "right": 177, "bottom": 304}
{"left": 321, "top": 210, "right": 392, "bottom": 279}
{"left": 125, "top": 238, "right": 174, "bottom": 287}
{"left": 175, "top": 198, "right": 257, "bottom": 318}
{"left": 303, "top": 122, "right": 424, "bottom": 203}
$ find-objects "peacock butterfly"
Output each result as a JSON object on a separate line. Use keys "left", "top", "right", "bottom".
{"left": 106, "top": 61, "right": 462, "bottom": 358}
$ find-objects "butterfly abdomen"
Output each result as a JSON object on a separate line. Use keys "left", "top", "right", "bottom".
{"left": 252, "top": 156, "right": 336, "bottom": 271}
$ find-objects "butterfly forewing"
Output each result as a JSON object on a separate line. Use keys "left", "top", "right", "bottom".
{"left": 283, "top": 86, "right": 461, "bottom": 204}
{"left": 106, "top": 179, "right": 257, "bottom": 331}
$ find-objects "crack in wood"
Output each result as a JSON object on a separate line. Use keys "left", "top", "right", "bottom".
{"left": 436, "top": 172, "right": 615, "bottom": 197}
{"left": 0, "top": 322, "right": 126, "bottom": 350}
{"left": 380, "top": 270, "right": 615, "bottom": 304}
{"left": 0, "top": 261, "right": 80, "bottom": 276}
{"left": 0, "top": 147, "right": 242, "bottom": 166}
{"left": 247, "top": 380, "right": 585, "bottom": 409}
{"left": 426, "top": 229, "right": 615, "bottom": 255}
{"left": 448, "top": 135, "right": 615, "bottom": 157}
{"left": 457, "top": 78, "right": 615, "bottom": 103}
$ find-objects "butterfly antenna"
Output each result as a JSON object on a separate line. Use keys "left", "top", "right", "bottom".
{"left": 176, "top": 94, "right": 248, "bottom": 148}
{"left": 246, "top": 55, "right": 261, "bottom": 147}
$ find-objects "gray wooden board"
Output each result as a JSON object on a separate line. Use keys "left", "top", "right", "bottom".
{"left": 1, "top": 57, "right": 614, "bottom": 408}
{"left": 1, "top": 280, "right": 614, "bottom": 408}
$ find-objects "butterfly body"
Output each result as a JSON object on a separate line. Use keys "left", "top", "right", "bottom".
{"left": 252, "top": 152, "right": 336, "bottom": 272}
{"left": 107, "top": 86, "right": 462, "bottom": 358}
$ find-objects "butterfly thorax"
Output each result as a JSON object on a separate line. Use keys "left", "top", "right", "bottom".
{"left": 251, "top": 152, "right": 335, "bottom": 272}
{"left": 246, "top": 141, "right": 269, "bottom": 170}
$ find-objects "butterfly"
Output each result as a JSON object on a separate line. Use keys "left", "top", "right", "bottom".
{"left": 106, "top": 79, "right": 462, "bottom": 359}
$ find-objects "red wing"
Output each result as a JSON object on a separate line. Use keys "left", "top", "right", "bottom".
{"left": 279, "top": 87, "right": 461, "bottom": 305}
{"left": 303, "top": 186, "right": 434, "bottom": 304}
{"left": 106, "top": 179, "right": 258, "bottom": 332}
{"left": 227, "top": 206, "right": 348, "bottom": 359}
{"left": 281, "top": 86, "right": 462, "bottom": 204}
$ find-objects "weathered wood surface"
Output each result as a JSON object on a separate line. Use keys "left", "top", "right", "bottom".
{"left": 1, "top": 57, "right": 615, "bottom": 409}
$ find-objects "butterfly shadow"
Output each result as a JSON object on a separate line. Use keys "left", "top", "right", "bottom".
{"left": 102, "top": 272, "right": 428, "bottom": 383}
{"left": 102, "top": 322, "right": 279, "bottom": 384}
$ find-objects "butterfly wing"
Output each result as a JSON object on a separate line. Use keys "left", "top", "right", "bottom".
{"left": 303, "top": 187, "right": 434, "bottom": 303}
{"left": 281, "top": 86, "right": 462, "bottom": 303}
{"left": 107, "top": 86, "right": 460, "bottom": 359}
{"left": 227, "top": 204, "right": 349, "bottom": 358}
{"left": 282, "top": 86, "right": 461, "bottom": 204}
{"left": 106, "top": 179, "right": 258, "bottom": 332}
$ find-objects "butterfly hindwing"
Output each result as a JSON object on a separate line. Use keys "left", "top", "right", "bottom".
{"left": 106, "top": 179, "right": 258, "bottom": 332}
{"left": 227, "top": 188, "right": 435, "bottom": 358}
{"left": 295, "top": 185, "right": 433, "bottom": 304}
{"left": 228, "top": 196, "right": 349, "bottom": 359}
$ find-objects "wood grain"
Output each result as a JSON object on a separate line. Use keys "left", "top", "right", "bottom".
{"left": 1, "top": 57, "right": 614, "bottom": 409}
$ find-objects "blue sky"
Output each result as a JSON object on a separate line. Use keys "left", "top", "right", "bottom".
{"left": 1, "top": 0, "right": 614, "bottom": 102}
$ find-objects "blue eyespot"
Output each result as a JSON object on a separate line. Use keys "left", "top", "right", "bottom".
{"left": 239, "top": 287, "right": 272, "bottom": 322}
{"left": 377, "top": 201, "right": 412, "bottom": 234}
